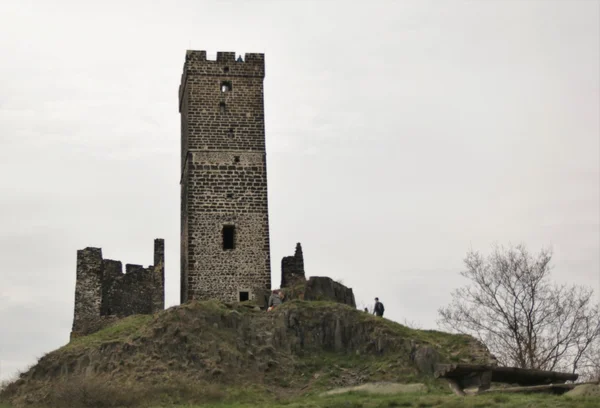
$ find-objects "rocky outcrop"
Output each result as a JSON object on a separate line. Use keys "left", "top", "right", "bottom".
{"left": 411, "top": 347, "right": 440, "bottom": 375}
{"left": 282, "top": 277, "right": 356, "bottom": 308}
{"left": 2, "top": 301, "right": 496, "bottom": 407}
{"left": 303, "top": 277, "right": 356, "bottom": 308}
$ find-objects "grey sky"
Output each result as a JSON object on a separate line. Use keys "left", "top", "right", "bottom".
{"left": 1, "top": 0, "right": 598, "bottom": 382}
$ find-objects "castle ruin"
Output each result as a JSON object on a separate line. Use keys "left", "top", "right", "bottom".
{"left": 179, "top": 51, "right": 271, "bottom": 303}
{"left": 70, "top": 51, "right": 357, "bottom": 337}
{"left": 279, "top": 243, "right": 356, "bottom": 308}
{"left": 281, "top": 243, "right": 305, "bottom": 288}
{"left": 71, "top": 239, "right": 164, "bottom": 338}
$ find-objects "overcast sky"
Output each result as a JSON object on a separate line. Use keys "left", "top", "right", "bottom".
{"left": 1, "top": 0, "right": 599, "bottom": 382}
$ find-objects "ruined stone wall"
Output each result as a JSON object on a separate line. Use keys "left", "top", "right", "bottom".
{"left": 152, "top": 239, "right": 165, "bottom": 312}
{"left": 304, "top": 277, "right": 356, "bottom": 308}
{"left": 71, "top": 239, "right": 164, "bottom": 338}
{"left": 72, "top": 248, "right": 103, "bottom": 335}
{"left": 281, "top": 243, "right": 306, "bottom": 288}
{"left": 279, "top": 243, "right": 356, "bottom": 308}
{"left": 179, "top": 50, "right": 271, "bottom": 303}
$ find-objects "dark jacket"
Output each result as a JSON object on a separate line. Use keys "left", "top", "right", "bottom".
{"left": 374, "top": 301, "right": 385, "bottom": 316}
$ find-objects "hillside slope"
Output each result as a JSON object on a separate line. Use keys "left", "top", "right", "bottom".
{"left": 2, "top": 300, "right": 495, "bottom": 407}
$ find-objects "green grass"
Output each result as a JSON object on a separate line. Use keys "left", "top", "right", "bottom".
{"left": 169, "top": 392, "right": 599, "bottom": 408}
{"left": 61, "top": 300, "right": 239, "bottom": 352}
{"left": 9, "top": 300, "right": 586, "bottom": 408}
{"left": 64, "top": 314, "right": 154, "bottom": 351}
{"left": 2, "top": 390, "right": 600, "bottom": 408}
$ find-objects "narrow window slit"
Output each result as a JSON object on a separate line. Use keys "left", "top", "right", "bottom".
{"left": 222, "top": 225, "right": 235, "bottom": 250}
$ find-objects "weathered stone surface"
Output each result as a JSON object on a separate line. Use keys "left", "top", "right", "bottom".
{"left": 72, "top": 248, "right": 103, "bottom": 335}
{"left": 281, "top": 243, "right": 306, "bottom": 288}
{"left": 279, "top": 244, "right": 355, "bottom": 307}
{"left": 71, "top": 239, "right": 165, "bottom": 338}
{"left": 152, "top": 238, "right": 165, "bottom": 312}
{"left": 283, "top": 275, "right": 356, "bottom": 308}
{"left": 303, "top": 277, "right": 356, "bottom": 308}
{"left": 179, "top": 50, "right": 271, "bottom": 304}
{"left": 411, "top": 346, "right": 440, "bottom": 375}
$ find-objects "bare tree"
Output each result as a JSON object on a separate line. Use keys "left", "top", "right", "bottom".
{"left": 578, "top": 338, "right": 600, "bottom": 381}
{"left": 438, "top": 244, "right": 600, "bottom": 374}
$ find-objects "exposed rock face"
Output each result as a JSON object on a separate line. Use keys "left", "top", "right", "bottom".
{"left": 411, "top": 346, "right": 440, "bottom": 375}
{"left": 281, "top": 243, "right": 306, "bottom": 288}
{"left": 71, "top": 239, "right": 164, "bottom": 338}
{"left": 3, "top": 301, "right": 497, "bottom": 407}
{"left": 303, "top": 277, "right": 356, "bottom": 308}
{"left": 282, "top": 277, "right": 356, "bottom": 308}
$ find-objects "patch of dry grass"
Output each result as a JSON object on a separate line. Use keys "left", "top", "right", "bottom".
{"left": 8, "top": 375, "right": 228, "bottom": 408}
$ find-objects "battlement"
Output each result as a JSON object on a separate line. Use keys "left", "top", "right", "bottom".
{"left": 184, "top": 50, "right": 264, "bottom": 65}
{"left": 182, "top": 50, "right": 264, "bottom": 78}
{"left": 179, "top": 50, "right": 265, "bottom": 112}
{"left": 71, "top": 239, "right": 165, "bottom": 338}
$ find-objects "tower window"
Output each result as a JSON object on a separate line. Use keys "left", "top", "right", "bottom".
{"left": 223, "top": 66, "right": 230, "bottom": 73}
{"left": 219, "top": 102, "right": 226, "bottom": 114}
{"left": 226, "top": 193, "right": 234, "bottom": 199}
{"left": 222, "top": 225, "right": 235, "bottom": 250}
{"left": 221, "top": 81, "right": 232, "bottom": 92}
{"left": 234, "top": 156, "right": 240, "bottom": 163}
{"left": 239, "top": 291, "right": 249, "bottom": 302}
{"left": 228, "top": 128, "right": 234, "bottom": 138}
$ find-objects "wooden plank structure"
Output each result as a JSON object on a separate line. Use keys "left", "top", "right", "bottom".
{"left": 434, "top": 364, "right": 579, "bottom": 396}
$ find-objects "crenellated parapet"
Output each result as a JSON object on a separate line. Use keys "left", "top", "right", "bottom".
{"left": 179, "top": 50, "right": 265, "bottom": 113}
{"left": 71, "top": 239, "right": 165, "bottom": 338}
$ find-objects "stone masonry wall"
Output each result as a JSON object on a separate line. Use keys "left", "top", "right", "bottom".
{"left": 304, "top": 276, "right": 356, "bottom": 308}
{"left": 72, "top": 248, "right": 103, "bottom": 335}
{"left": 279, "top": 243, "right": 356, "bottom": 308}
{"left": 281, "top": 243, "right": 306, "bottom": 288}
{"left": 179, "top": 50, "right": 271, "bottom": 303}
{"left": 152, "top": 239, "right": 165, "bottom": 312}
{"left": 71, "top": 239, "right": 164, "bottom": 338}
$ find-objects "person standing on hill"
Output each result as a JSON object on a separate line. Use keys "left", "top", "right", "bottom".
{"left": 267, "top": 290, "right": 282, "bottom": 311}
{"left": 373, "top": 297, "right": 385, "bottom": 317}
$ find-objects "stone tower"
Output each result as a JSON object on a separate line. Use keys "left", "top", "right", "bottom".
{"left": 179, "top": 50, "right": 271, "bottom": 303}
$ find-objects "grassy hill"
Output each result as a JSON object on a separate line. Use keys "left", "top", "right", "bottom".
{"left": 1, "top": 300, "right": 596, "bottom": 407}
